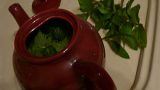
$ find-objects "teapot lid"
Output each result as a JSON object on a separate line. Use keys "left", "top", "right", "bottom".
{"left": 32, "top": 0, "right": 61, "bottom": 14}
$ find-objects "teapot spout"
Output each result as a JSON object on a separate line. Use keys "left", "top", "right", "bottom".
{"left": 9, "top": 3, "right": 30, "bottom": 27}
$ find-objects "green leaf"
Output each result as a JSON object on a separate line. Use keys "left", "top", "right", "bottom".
{"left": 127, "top": 4, "right": 140, "bottom": 24}
{"left": 111, "top": 8, "right": 126, "bottom": 25}
{"left": 77, "top": 13, "right": 89, "bottom": 20}
{"left": 133, "top": 24, "right": 147, "bottom": 48}
{"left": 28, "top": 31, "right": 54, "bottom": 56}
{"left": 97, "top": 2, "right": 111, "bottom": 14}
{"left": 52, "top": 36, "right": 70, "bottom": 52}
{"left": 91, "top": 9, "right": 112, "bottom": 30}
{"left": 90, "top": 9, "right": 100, "bottom": 23}
{"left": 103, "top": 21, "right": 112, "bottom": 29}
{"left": 49, "top": 27, "right": 67, "bottom": 41}
{"left": 121, "top": 35, "right": 138, "bottom": 50}
{"left": 95, "top": 21, "right": 103, "bottom": 30}
{"left": 107, "top": 40, "right": 130, "bottom": 59}
{"left": 120, "top": 22, "right": 133, "bottom": 35}
{"left": 42, "top": 46, "right": 57, "bottom": 56}
{"left": 34, "top": 31, "right": 52, "bottom": 47}
{"left": 111, "top": 15, "right": 123, "bottom": 25}
{"left": 102, "top": 0, "right": 114, "bottom": 10}
{"left": 126, "top": 0, "right": 134, "bottom": 9}
{"left": 104, "top": 24, "right": 119, "bottom": 40}
{"left": 90, "top": 11, "right": 101, "bottom": 30}
{"left": 78, "top": 0, "right": 93, "bottom": 12}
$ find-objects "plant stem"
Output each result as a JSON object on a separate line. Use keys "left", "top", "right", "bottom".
{"left": 121, "top": 0, "right": 124, "bottom": 7}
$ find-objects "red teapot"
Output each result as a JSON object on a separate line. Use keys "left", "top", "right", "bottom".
{"left": 9, "top": 2, "right": 116, "bottom": 90}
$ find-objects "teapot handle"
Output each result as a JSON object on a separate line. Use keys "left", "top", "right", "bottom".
{"left": 9, "top": 3, "right": 30, "bottom": 27}
{"left": 72, "top": 60, "right": 116, "bottom": 90}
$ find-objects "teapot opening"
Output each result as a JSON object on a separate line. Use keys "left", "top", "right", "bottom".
{"left": 26, "top": 18, "right": 73, "bottom": 57}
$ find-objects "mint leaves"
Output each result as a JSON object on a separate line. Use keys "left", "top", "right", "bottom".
{"left": 78, "top": 0, "right": 94, "bottom": 12}
{"left": 133, "top": 24, "right": 147, "bottom": 48}
{"left": 27, "top": 20, "right": 71, "bottom": 57}
{"left": 78, "top": 0, "right": 147, "bottom": 59}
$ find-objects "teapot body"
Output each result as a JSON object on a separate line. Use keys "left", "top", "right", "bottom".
{"left": 13, "top": 9, "right": 105, "bottom": 90}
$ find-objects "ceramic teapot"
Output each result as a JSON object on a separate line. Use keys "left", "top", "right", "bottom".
{"left": 9, "top": 3, "right": 116, "bottom": 90}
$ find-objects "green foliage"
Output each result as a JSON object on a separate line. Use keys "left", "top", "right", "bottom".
{"left": 27, "top": 26, "right": 71, "bottom": 57}
{"left": 127, "top": 4, "right": 140, "bottom": 24}
{"left": 78, "top": 0, "right": 94, "bottom": 12}
{"left": 133, "top": 24, "right": 147, "bottom": 48}
{"left": 108, "top": 40, "right": 129, "bottom": 59}
{"left": 78, "top": 0, "right": 147, "bottom": 59}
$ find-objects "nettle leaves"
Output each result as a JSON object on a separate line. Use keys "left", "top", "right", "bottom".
{"left": 27, "top": 26, "right": 71, "bottom": 57}
{"left": 78, "top": 0, "right": 147, "bottom": 59}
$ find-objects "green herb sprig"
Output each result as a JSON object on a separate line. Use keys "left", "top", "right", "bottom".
{"left": 27, "top": 26, "right": 71, "bottom": 57}
{"left": 77, "top": 0, "right": 147, "bottom": 59}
